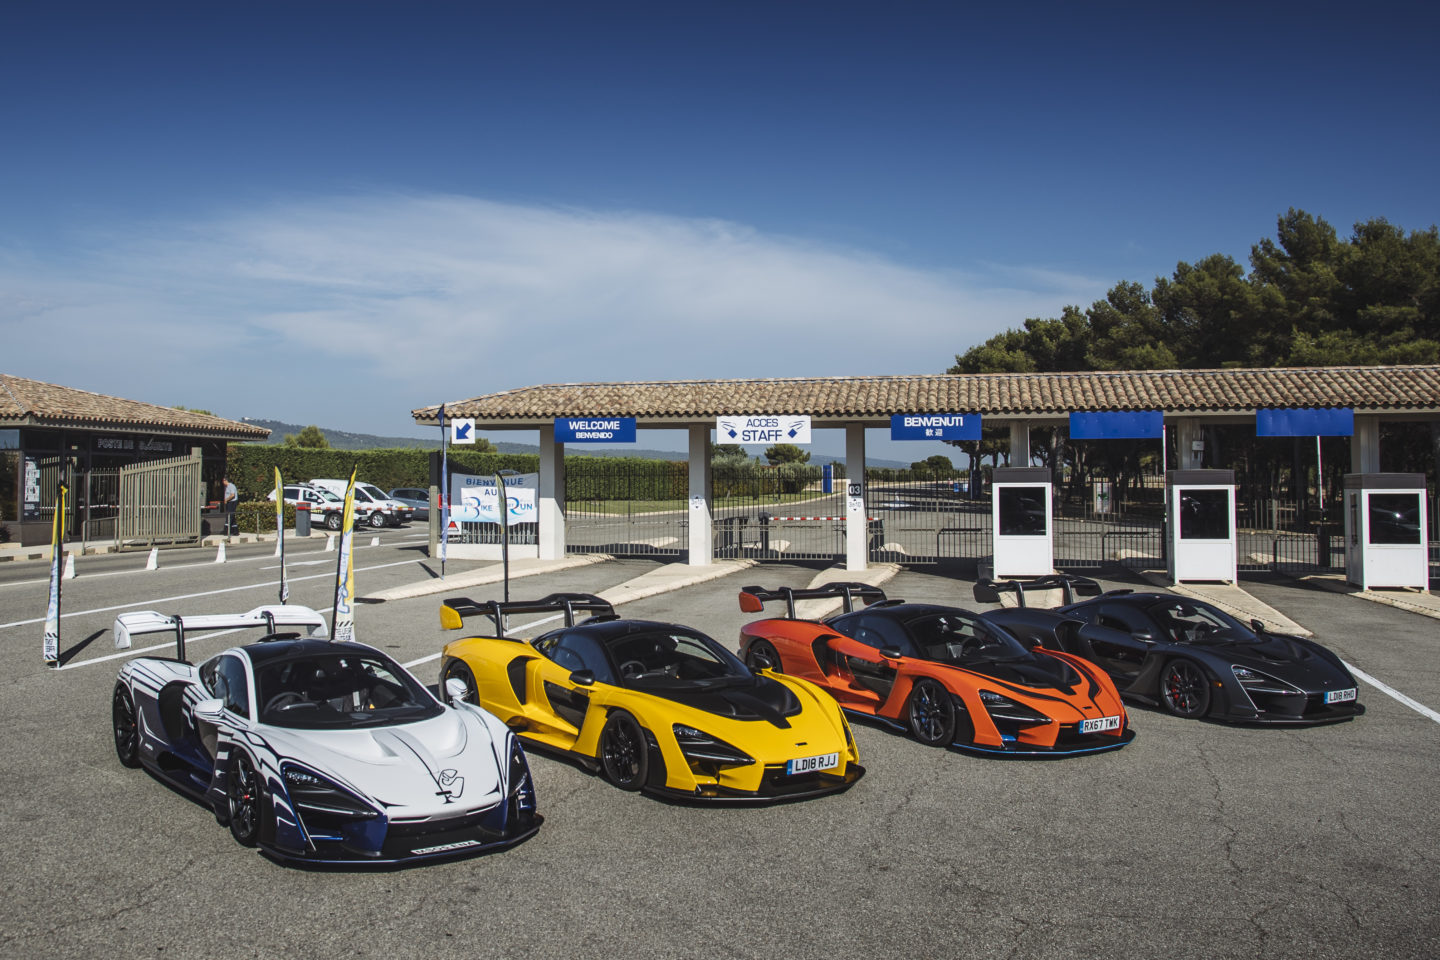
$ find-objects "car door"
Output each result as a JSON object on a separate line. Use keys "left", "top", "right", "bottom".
{"left": 824, "top": 615, "right": 909, "bottom": 709}
{"left": 1080, "top": 604, "right": 1156, "bottom": 682}
{"left": 525, "top": 632, "right": 610, "bottom": 748}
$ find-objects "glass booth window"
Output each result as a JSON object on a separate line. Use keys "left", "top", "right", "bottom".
{"left": 998, "top": 486, "right": 1047, "bottom": 536}
{"left": 1368, "top": 493, "right": 1422, "bottom": 546}
{"left": 1178, "top": 489, "right": 1231, "bottom": 540}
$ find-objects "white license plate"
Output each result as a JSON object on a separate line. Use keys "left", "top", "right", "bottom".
{"left": 1080, "top": 715, "right": 1122, "bottom": 734}
{"left": 787, "top": 753, "right": 840, "bottom": 775}
{"left": 1324, "top": 688, "right": 1357, "bottom": 704}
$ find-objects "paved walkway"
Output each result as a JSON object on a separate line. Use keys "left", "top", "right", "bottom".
{"left": 1298, "top": 572, "right": 1440, "bottom": 622}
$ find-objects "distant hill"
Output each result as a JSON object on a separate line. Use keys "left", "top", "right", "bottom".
{"left": 236, "top": 417, "right": 908, "bottom": 467}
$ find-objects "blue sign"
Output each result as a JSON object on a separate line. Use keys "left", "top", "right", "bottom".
{"left": 822, "top": 463, "right": 833, "bottom": 494}
{"left": 1069, "top": 411, "right": 1163, "bottom": 440}
{"left": 554, "top": 417, "right": 637, "bottom": 443}
{"left": 1256, "top": 408, "right": 1354, "bottom": 437}
{"left": 890, "top": 414, "right": 982, "bottom": 441}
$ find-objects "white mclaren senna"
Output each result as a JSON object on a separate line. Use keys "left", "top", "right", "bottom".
{"left": 110, "top": 605, "right": 541, "bottom": 865}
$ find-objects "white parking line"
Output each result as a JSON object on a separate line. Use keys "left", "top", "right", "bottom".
{"left": 0, "top": 557, "right": 426, "bottom": 631}
{"left": 1345, "top": 660, "right": 1440, "bottom": 725}
{"left": 401, "top": 612, "right": 568, "bottom": 669}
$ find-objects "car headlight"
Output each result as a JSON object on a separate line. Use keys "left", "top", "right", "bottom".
{"left": 282, "top": 764, "right": 378, "bottom": 819}
{"left": 1231, "top": 665, "right": 1300, "bottom": 695}
{"left": 673, "top": 724, "right": 755, "bottom": 767}
{"left": 977, "top": 690, "right": 1053, "bottom": 725}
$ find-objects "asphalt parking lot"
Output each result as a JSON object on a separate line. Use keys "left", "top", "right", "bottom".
{"left": 1, "top": 534, "right": 1437, "bottom": 960}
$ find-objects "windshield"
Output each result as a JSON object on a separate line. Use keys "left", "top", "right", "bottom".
{"left": 908, "top": 612, "right": 1030, "bottom": 664}
{"left": 255, "top": 653, "right": 442, "bottom": 728}
{"left": 607, "top": 629, "right": 751, "bottom": 688}
{"left": 1145, "top": 598, "right": 1246, "bottom": 642}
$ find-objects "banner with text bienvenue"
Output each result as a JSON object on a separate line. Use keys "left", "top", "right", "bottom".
{"left": 450, "top": 473, "right": 539, "bottom": 524}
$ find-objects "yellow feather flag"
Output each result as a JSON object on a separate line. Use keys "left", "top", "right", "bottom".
{"left": 331, "top": 467, "right": 358, "bottom": 642}
{"left": 43, "top": 483, "right": 67, "bottom": 666}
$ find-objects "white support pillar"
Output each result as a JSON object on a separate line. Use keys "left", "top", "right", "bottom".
{"left": 687, "top": 425, "right": 713, "bottom": 566}
{"left": 538, "top": 424, "right": 566, "bottom": 559}
{"left": 1351, "top": 415, "right": 1380, "bottom": 473}
{"left": 845, "top": 424, "right": 868, "bottom": 571}
{"left": 1009, "top": 420, "right": 1031, "bottom": 467}
{"left": 1175, "top": 419, "right": 1205, "bottom": 470}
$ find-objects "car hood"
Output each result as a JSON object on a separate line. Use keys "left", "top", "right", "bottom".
{"left": 960, "top": 653, "right": 1082, "bottom": 691}
{"left": 262, "top": 707, "right": 505, "bottom": 816}
{"left": 1193, "top": 633, "right": 1352, "bottom": 687}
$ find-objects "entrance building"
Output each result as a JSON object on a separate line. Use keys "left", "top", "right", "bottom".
{"left": 413, "top": 364, "right": 1440, "bottom": 580}
{"left": 1, "top": 375, "right": 269, "bottom": 546}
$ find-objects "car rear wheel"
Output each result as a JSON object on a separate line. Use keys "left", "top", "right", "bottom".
{"left": 324, "top": 512, "right": 343, "bottom": 531}
{"left": 598, "top": 711, "right": 648, "bottom": 791}
{"left": 112, "top": 685, "right": 140, "bottom": 768}
{"left": 906, "top": 678, "right": 957, "bottom": 747}
{"left": 228, "top": 752, "right": 265, "bottom": 847}
{"left": 745, "top": 639, "right": 782, "bottom": 672}
{"left": 441, "top": 659, "right": 480, "bottom": 705}
{"left": 1160, "top": 659, "right": 1211, "bottom": 719}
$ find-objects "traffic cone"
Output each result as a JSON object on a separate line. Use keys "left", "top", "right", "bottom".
{"left": 63, "top": 553, "right": 76, "bottom": 580}
{"left": 215, "top": 542, "right": 226, "bottom": 563}
{"left": 325, "top": 534, "right": 335, "bottom": 552}
{"left": 145, "top": 547, "right": 159, "bottom": 571}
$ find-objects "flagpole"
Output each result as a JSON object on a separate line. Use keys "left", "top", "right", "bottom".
{"left": 43, "top": 483, "right": 67, "bottom": 667}
{"left": 440, "top": 404, "right": 448, "bottom": 580}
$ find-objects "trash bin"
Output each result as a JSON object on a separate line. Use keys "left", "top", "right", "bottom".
{"left": 294, "top": 501, "right": 311, "bottom": 537}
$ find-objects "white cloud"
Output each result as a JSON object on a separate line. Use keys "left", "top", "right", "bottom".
{"left": 0, "top": 192, "right": 1107, "bottom": 435}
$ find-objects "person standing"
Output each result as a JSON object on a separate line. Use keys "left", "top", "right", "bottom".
{"left": 222, "top": 475, "right": 238, "bottom": 536}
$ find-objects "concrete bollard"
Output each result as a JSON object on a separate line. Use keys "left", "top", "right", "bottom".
{"left": 215, "top": 542, "right": 226, "bottom": 564}
{"left": 370, "top": 536, "right": 380, "bottom": 547}
{"left": 145, "top": 547, "right": 159, "bottom": 571}
{"left": 325, "top": 534, "right": 336, "bottom": 552}
{"left": 63, "top": 553, "right": 76, "bottom": 580}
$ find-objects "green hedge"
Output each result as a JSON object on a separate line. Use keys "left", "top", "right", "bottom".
{"left": 230, "top": 501, "right": 297, "bottom": 534}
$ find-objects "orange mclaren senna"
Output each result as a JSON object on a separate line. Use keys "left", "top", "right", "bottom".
{"left": 738, "top": 583, "right": 1135, "bottom": 756}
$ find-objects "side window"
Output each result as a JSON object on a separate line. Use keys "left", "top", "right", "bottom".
{"left": 555, "top": 633, "right": 616, "bottom": 684}
{"left": 199, "top": 657, "right": 220, "bottom": 694}
{"left": 215, "top": 655, "right": 250, "bottom": 718}
{"left": 852, "top": 616, "right": 916, "bottom": 656}
{"left": 1097, "top": 604, "right": 1150, "bottom": 635}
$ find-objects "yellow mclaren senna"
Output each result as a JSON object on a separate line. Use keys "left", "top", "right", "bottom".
{"left": 439, "top": 594, "right": 864, "bottom": 802}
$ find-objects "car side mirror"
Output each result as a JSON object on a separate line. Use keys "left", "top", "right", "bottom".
{"left": 1250, "top": 618, "right": 1266, "bottom": 634}
{"left": 194, "top": 698, "right": 226, "bottom": 723}
{"left": 569, "top": 670, "right": 595, "bottom": 687}
{"left": 738, "top": 592, "right": 765, "bottom": 614}
{"left": 444, "top": 677, "right": 468, "bottom": 703}
{"left": 879, "top": 646, "right": 903, "bottom": 660}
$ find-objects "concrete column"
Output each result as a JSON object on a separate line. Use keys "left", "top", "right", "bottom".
{"left": 1351, "top": 415, "right": 1380, "bottom": 473}
{"left": 1009, "top": 420, "right": 1031, "bottom": 467}
{"left": 845, "top": 424, "right": 867, "bottom": 571}
{"left": 538, "top": 424, "right": 566, "bottom": 559}
{"left": 687, "top": 425, "right": 713, "bottom": 566}
{"left": 1175, "top": 419, "right": 1205, "bottom": 470}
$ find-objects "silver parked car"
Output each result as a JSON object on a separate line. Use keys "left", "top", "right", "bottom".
{"left": 388, "top": 487, "right": 430, "bottom": 520}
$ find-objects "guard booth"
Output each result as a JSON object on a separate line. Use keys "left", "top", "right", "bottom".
{"left": 990, "top": 467, "right": 1053, "bottom": 578}
{"left": 1166, "top": 469, "right": 1237, "bottom": 584}
{"left": 1344, "top": 473, "right": 1429, "bottom": 590}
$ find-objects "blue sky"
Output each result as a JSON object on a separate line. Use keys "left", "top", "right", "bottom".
{"left": 2, "top": 2, "right": 1436, "bottom": 462}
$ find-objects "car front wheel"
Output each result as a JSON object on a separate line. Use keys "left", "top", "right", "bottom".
{"left": 598, "top": 711, "right": 649, "bottom": 791}
{"left": 325, "top": 512, "right": 343, "bottom": 531}
{"left": 368, "top": 512, "right": 387, "bottom": 528}
{"left": 228, "top": 752, "right": 266, "bottom": 847}
{"left": 1160, "top": 659, "right": 1211, "bottom": 719}
{"left": 112, "top": 685, "right": 140, "bottom": 768}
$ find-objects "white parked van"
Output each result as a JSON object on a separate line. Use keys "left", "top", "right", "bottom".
{"left": 308, "top": 479, "right": 416, "bottom": 528}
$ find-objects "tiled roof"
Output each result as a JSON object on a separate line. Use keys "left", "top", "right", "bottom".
{"left": 413, "top": 365, "right": 1440, "bottom": 425}
{"left": 0, "top": 375, "right": 270, "bottom": 440}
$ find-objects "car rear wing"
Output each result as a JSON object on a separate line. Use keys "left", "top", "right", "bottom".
{"left": 114, "top": 605, "right": 329, "bottom": 661}
{"left": 439, "top": 593, "right": 616, "bottom": 638}
{"left": 738, "top": 583, "right": 888, "bottom": 619}
{"left": 972, "top": 574, "right": 1102, "bottom": 609}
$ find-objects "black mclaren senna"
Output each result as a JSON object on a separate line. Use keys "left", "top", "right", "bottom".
{"left": 977, "top": 577, "right": 1365, "bottom": 725}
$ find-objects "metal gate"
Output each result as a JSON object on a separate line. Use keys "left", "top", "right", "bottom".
{"left": 118, "top": 450, "right": 203, "bottom": 547}
{"left": 566, "top": 460, "right": 688, "bottom": 558}
{"left": 711, "top": 462, "right": 844, "bottom": 561}
{"left": 865, "top": 471, "right": 988, "bottom": 566}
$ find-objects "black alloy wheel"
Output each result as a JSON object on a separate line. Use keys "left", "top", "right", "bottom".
{"left": 907, "top": 678, "right": 957, "bottom": 747}
{"left": 325, "top": 512, "right": 343, "bottom": 531}
{"left": 1160, "top": 659, "right": 1212, "bottom": 719}
{"left": 598, "top": 711, "right": 649, "bottom": 791}
{"left": 745, "top": 639, "right": 782, "bottom": 672}
{"left": 441, "top": 659, "right": 481, "bottom": 705}
{"left": 112, "top": 685, "right": 140, "bottom": 768}
{"left": 228, "top": 753, "right": 263, "bottom": 847}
